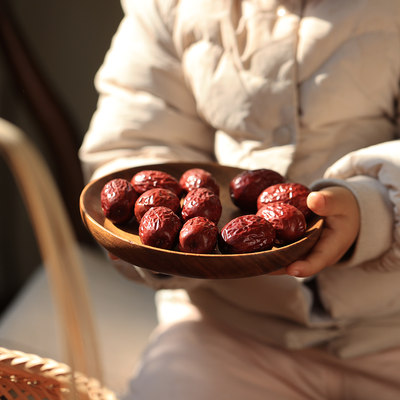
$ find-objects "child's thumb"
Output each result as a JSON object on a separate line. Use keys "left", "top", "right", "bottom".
{"left": 307, "top": 186, "right": 354, "bottom": 217}
{"left": 307, "top": 189, "right": 339, "bottom": 217}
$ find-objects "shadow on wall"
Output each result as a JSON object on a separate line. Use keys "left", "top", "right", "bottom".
{"left": 0, "top": 0, "right": 124, "bottom": 313}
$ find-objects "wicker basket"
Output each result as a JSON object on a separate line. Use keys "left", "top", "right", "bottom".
{"left": 0, "top": 119, "right": 116, "bottom": 400}
{"left": 0, "top": 348, "right": 116, "bottom": 400}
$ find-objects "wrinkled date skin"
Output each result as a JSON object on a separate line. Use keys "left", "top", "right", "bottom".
{"left": 134, "top": 188, "right": 180, "bottom": 222}
{"left": 178, "top": 216, "right": 218, "bottom": 254}
{"left": 131, "top": 170, "right": 182, "bottom": 197}
{"left": 219, "top": 214, "right": 276, "bottom": 254}
{"left": 257, "top": 182, "right": 312, "bottom": 218}
{"left": 257, "top": 203, "right": 306, "bottom": 245}
{"left": 101, "top": 178, "right": 138, "bottom": 224}
{"left": 181, "top": 188, "right": 222, "bottom": 223}
{"left": 179, "top": 168, "right": 220, "bottom": 196}
{"left": 139, "top": 206, "right": 182, "bottom": 249}
{"left": 230, "top": 169, "right": 285, "bottom": 211}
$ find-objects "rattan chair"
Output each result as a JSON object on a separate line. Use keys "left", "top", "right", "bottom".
{"left": 0, "top": 118, "right": 117, "bottom": 400}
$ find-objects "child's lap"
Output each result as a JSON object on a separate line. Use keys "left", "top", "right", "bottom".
{"left": 124, "top": 313, "right": 400, "bottom": 400}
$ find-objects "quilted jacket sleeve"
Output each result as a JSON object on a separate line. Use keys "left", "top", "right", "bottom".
{"left": 312, "top": 138, "right": 400, "bottom": 272}
{"left": 79, "top": 0, "right": 214, "bottom": 182}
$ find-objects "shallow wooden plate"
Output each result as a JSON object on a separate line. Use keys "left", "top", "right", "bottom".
{"left": 80, "top": 162, "right": 323, "bottom": 279}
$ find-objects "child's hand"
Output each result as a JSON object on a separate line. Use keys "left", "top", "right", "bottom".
{"left": 285, "top": 186, "right": 360, "bottom": 278}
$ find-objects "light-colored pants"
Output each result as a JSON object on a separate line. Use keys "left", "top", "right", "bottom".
{"left": 124, "top": 291, "right": 400, "bottom": 400}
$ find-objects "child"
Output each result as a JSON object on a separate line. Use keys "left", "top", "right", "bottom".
{"left": 80, "top": 0, "right": 400, "bottom": 398}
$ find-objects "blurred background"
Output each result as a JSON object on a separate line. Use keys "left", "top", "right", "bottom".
{"left": 0, "top": 3, "right": 161, "bottom": 393}
{"left": 0, "top": 0, "right": 123, "bottom": 314}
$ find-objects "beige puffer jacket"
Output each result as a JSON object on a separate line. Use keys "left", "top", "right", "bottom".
{"left": 80, "top": 0, "right": 400, "bottom": 358}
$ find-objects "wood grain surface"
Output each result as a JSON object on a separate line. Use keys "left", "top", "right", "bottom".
{"left": 80, "top": 162, "right": 323, "bottom": 279}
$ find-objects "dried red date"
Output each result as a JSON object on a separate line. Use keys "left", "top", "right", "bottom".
{"left": 139, "top": 206, "right": 182, "bottom": 249}
{"left": 179, "top": 168, "right": 220, "bottom": 196}
{"left": 181, "top": 188, "right": 222, "bottom": 223}
{"left": 131, "top": 170, "right": 182, "bottom": 197}
{"left": 101, "top": 178, "right": 138, "bottom": 224}
{"left": 178, "top": 217, "right": 218, "bottom": 254}
{"left": 134, "top": 188, "right": 180, "bottom": 222}
{"left": 257, "top": 182, "right": 312, "bottom": 218}
{"left": 219, "top": 215, "right": 276, "bottom": 254}
{"left": 230, "top": 169, "right": 284, "bottom": 211}
{"left": 257, "top": 203, "right": 306, "bottom": 245}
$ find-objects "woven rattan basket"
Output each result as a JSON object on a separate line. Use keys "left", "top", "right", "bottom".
{"left": 0, "top": 119, "right": 117, "bottom": 400}
{"left": 0, "top": 348, "right": 115, "bottom": 400}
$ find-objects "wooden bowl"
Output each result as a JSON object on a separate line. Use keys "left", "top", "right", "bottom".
{"left": 80, "top": 162, "right": 323, "bottom": 279}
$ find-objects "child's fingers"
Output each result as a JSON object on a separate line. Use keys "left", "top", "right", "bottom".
{"left": 285, "top": 186, "right": 360, "bottom": 277}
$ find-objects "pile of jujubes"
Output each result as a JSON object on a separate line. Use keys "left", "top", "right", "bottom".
{"left": 100, "top": 167, "right": 312, "bottom": 254}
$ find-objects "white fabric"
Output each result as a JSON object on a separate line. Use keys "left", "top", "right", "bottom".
{"left": 124, "top": 294, "right": 400, "bottom": 400}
